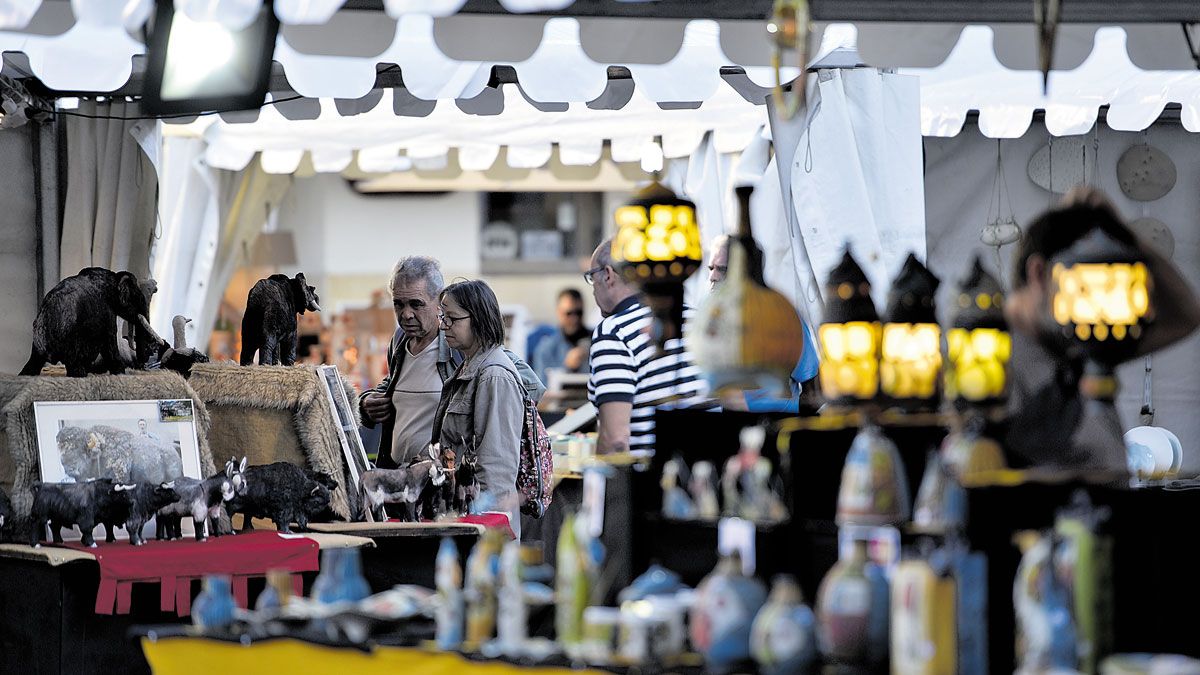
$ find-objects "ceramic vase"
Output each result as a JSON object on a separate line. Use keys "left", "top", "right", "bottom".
{"left": 912, "top": 450, "right": 966, "bottom": 534}
{"left": 688, "top": 186, "right": 806, "bottom": 397}
{"left": 816, "top": 539, "right": 890, "bottom": 668}
{"left": 435, "top": 537, "right": 464, "bottom": 650}
{"left": 688, "top": 553, "right": 768, "bottom": 674}
{"left": 192, "top": 575, "right": 236, "bottom": 630}
{"left": 254, "top": 569, "right": 294, "bottom": 612}
{"left": 750, "top": 575, "right": 818, "bottom": 675}
{"left": 940, "top": 428, "right": 1006, "bottom": 482}
{"left": 555, "top": 513, "right": 589, "bottom": 654}
{"left": 835, "top": 425, "right": 910, "bottom": 526}
{"left": 465, "top": 528, "right": 504, "bottom": 647}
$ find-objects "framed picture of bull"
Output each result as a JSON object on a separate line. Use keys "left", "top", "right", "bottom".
{"left": 33, "top": 399, "right": 203, "bottom": 484}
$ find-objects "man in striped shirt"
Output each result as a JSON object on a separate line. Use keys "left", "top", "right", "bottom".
{"left": 585, "top": 239, "right": 712, "bottom": 455}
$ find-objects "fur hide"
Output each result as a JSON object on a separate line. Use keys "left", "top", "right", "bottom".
{"left": 0, "top": 370, "right": 216, "bottom": 521}
{"left": 186, "top": 363, "right": 359, "bottom": 520}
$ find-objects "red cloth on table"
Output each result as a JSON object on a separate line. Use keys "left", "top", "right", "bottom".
{"left": 60, "top": 531, "right": 318, "bottom": 616}
{"left": 383, "top": 512, "right": 515, "bottom": 539}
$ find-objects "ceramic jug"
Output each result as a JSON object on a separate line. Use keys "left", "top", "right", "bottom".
{"left": 835, "top": 425, "right": 910, "bottom": 526}
{"left": 192, "top": 575, "right": 236, "bottom": 630}
{"left": 750, "top": 574, "right": 818, "bottom": 675}
{"left": 435, "top": 537, "right": 464, "bottom": 650}
{"left": 816, "top": 539, "right": 890, "bottom": 668}
{"left": 688, "top": 552, "right": 768, "bottom": 674}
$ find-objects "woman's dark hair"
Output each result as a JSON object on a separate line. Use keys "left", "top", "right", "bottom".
{"left": 441, "top": 280, "right": 505, "bottom": 350}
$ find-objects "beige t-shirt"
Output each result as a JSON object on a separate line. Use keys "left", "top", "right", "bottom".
{"left": 390, "top": 339, "right": 443, "bottom": 465}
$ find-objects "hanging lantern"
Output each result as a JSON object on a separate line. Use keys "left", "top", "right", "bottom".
{"left": 818, "top": 249, "right": 880, "bottom": 406}
{"left": 945, "top": 256, "right": 1011, "bottom": 410}
{"left": 1049, "top": 228, "right": 1154, "bottom": 400}
{"left": 611, "top": 182, "right": 703, "bottom": 347}
{"left": 880, "top": 254, "right": 942, "bottom": 410}
{"left": 690, "top": 186, "right": 805, "bottom": 397}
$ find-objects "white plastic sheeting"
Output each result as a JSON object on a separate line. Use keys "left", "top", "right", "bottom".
{"left": 198, "top": 83, "right": 770, "bottom": 173}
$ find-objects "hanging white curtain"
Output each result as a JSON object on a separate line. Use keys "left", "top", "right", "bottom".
{"left": 787, "top": 68, "right": 926, "bottom": 308}
{"left": 59, "top": 100, "right": 159, "bottom": 282}
{"left": 151, "top": 137, "right": 291, "bottom": 349}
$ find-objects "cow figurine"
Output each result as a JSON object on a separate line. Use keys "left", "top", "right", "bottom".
{"left": 29, "top": 480, "right": 125, "bottom": 548}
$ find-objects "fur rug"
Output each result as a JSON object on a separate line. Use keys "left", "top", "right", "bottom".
{"left": 186, "top": 363, "right": 361, "bottom": 520}
{"left": 0, "top": 370, "right": 216, "bottom": 519}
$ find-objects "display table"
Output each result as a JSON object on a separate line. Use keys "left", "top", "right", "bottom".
{"left": 141, "top": 637, "right": 609, "bottom": 675}
{"left": 0, "top": 532, "right": 372, "bottom": 675}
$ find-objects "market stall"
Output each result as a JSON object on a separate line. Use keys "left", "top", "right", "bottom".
{"left": 2, "top": 1, "right": 1200, "bottom": 674}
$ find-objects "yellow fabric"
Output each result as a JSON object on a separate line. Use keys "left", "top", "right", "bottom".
{"left": 142, "top": 638, "right": 607, "bottom": 675}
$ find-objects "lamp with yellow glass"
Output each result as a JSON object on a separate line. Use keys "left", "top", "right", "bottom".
{"left": 818, "top": 248, "right": 881, "bottom": 407}
{"left": 610, "top": 182, "right": 703, "bottom": 348}
{"left": 880, "top": 254, "right": 942, "bottom": 411}
{"left": 945, "top": 256, "right": 1010, "bottom": 411}
{"left": 1049, "top": 228, "right": 1154, "bottom": 401}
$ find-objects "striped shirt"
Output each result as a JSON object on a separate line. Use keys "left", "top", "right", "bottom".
{"left": 588, "top": 296, "right": 713, "bottom": 454}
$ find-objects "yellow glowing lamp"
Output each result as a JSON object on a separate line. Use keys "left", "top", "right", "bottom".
{"left": 818, "top": 249, "right": 881, "bottom": 406}
{"left": 945, "top": 256, "right": 1011, "bottom": 408}
{"left": 881, "top": 254, "right": 942, "bottom": 410}
{"left": 1049, "top": 228, "right": 1154, "bottom": 369}
{"left": 611, "top": 182, "right": 702, "bottom": 346}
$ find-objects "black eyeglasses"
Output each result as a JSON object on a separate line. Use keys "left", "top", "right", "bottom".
{"left": 583, "top": 266, "right": 608, "bottom": 286}
{"left": 438, "top": 312, "right": 470, "bottom": 327}
{"left": 564, "top": 309, "right": 583, "bottom": 317}
{"left": 708, "top": 264, "right": 728, "bottom": 276}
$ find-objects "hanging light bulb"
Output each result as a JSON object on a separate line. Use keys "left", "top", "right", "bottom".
{"left": 880, "top": 254, "right": 942, "bottom": 410}
{"left": 817, "top": 248, "right": 880, "bottom": 407}
{"left": 689, "top": 186, "right": 805, "bottom": 397}
{"left": 610, "top": 182, "right": 703, "bottom": 347}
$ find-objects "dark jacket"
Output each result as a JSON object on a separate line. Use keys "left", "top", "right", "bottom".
{"left": 359, "top": 328, "right": 544, "bottom": 468}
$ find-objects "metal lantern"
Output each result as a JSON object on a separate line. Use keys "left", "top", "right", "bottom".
{"left": 1050, "top": 228, "right": 1153, "bottom": 376}
{"left": 611, "top": 182, "right": 703, "bottom": 346}
{"left": 818, "top": 249, "right": 881, "bottom": 406}
{"left": 689, "top": 187, "right": 805, "bottom": 397}
{"left": 880, "top": 254, "right": 942, "bottom": 410}
{"left": 945, "top": 256, "right": 1011, "bottom": 409}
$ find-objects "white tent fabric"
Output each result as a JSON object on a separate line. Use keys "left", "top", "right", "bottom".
{"left": 196, "top": 82, "right": 770, "bottom": 173}
{"left": 906, "top": 26, "right": 1200, "bottom": 139}
{"left": 789, "top": 68, "right": 926, "bottom": 308}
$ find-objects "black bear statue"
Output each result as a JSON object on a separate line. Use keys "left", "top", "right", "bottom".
{"left": 240, "top": 273, "right": 321, "bottom": 366}
{"left": 20, "top": 267, "right": 168, "bottom": 377}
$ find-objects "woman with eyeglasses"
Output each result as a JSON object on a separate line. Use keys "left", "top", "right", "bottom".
{"left": 430, "top": 279, "right": 526, "bottom": 536}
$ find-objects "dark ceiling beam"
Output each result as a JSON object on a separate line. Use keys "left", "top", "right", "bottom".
{"left": 809, "top": 0, "right": 1200, "bottom": 23}
{"left": 343, "top": 0, "right": 1200, "bottom": 22}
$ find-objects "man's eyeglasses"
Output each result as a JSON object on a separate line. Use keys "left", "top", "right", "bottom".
{"left": 708, "top": 264, "right": 728, "bottom": 276}
{"left": 583, "top": 266, "right": 608, "bottom": 286}
{"left": 438, "top": 312, "right": 471, "bottom": 327}
{"left": 564, "top": 310, "right": 583, "bottom": 317}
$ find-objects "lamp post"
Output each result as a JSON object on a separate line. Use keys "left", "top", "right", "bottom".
{"left": 610, "top": 182, "right": 703, "bottom": 348}
{"left": 1049, "top": 228, "right": 1153, "bottom": 402}
{"left": 817, "top": 249, "right": 881, "bottom": 407}
{"left": 880, "top": 254, "right": 942, "bottom": 411}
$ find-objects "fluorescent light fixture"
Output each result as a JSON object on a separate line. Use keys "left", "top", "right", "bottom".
{"left": 142, "top": 1, "right": 279, "bottom": 116}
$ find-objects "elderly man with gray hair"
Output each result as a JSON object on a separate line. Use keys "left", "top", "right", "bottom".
{"left": 359, "top": 256, "right": 545, "bottom": 469}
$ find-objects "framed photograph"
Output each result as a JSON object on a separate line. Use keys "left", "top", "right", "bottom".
{"left": 33, "top": 399, "right": 203, "bottom": 484}
{"left": 319, "top": 365, "right": 371, "bottom": 491}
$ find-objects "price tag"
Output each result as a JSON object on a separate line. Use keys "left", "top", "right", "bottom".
{"left": 718, "top": 517, "right": 756, "bottom": 575}
{"left": 583, "top": 468, "right": 607, "bottom": 538}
